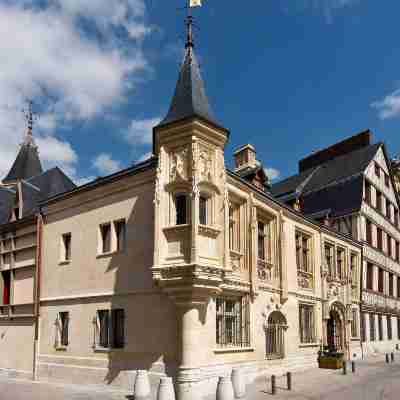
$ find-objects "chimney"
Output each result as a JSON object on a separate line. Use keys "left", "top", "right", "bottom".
{"left": 234, "top": 144, "right": 259, "bottom": 172}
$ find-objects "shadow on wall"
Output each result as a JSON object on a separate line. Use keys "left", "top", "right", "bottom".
{"left": 98, "top": 182, "right": 179, "bottom": 386}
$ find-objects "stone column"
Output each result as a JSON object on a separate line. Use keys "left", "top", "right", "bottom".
{"left": 176, "top": 302, "right": 205, "bottom": 400}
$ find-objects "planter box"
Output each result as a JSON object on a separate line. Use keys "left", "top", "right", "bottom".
{"left": 318, "top": 356, "right": 343, "bottom": 370}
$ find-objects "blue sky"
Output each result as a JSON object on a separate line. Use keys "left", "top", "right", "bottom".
{"left": 1, "top": 0, "right": 400, "bottom": 183}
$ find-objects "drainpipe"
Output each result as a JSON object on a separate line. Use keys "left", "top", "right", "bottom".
{"left": 33, "top": 212, "right": 43, "bottom": 381}
{"left": 359, "top": 241, "right": 364, "bottom": 360}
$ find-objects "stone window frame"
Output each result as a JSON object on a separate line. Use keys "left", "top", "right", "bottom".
{"left": 54, "top": 311, "right": 69, "bottom": 350}
{"left": 295, "top": 229, "right": 314, "bottom": 290}
{"left": 350, "top": 252, "right": 359, "bottom": 297}
{"left": 298, "top": 302, "right": 316, "bottom": 345}
{"left": 59, "top": 232, "right": 71, "bottom": 264}
{"left": 215, "top": 295, "right": 251, "bottom": 349}
{"left": 97, "top": 219, "right": 127, "bottom": 256}
{"left": 228, "top": 197, "right": 244, "bottom": 254}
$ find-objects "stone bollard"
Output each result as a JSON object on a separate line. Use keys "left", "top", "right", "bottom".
{"left": 231, "top": 369, "right": 246, "bottom": 399}
{"left": 157, "top": 377, "right": 175, "bottom": 400}
{"left": 287, "top": 372, "right": 292, "bottom": 391}
{"left": 216, "top": 376, "right": 234, "bottom": 400}
{"left": 271, "top": 375, "right": 276, "bottom": 395}
{"left": 134, "top": 370, "right": 151, "bottom": 400}
{"left": 391, "top": 352, "right": 395, "bottom": 363}
{"left": 386, "top": 354, "right": 390, "bottom": 364}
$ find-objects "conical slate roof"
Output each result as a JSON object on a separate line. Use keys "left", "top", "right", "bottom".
{"left": 159, "top": 47, "right": 219, "bottom": 127}
{"left": 3, "top": 136, "right": 43, "bottom": 184}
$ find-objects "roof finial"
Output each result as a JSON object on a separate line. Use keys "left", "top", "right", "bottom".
{"left": 22, "top": 100, "right": 39, "bottom": 145}
{"left": 185, "top": 0, "right": 201, "bottom": 54}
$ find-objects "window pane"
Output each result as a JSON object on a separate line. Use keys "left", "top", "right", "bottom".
{"left": 199, "top": 196, "right": 207, "bottom": 225}
{"left": 175, "top": 195, "right": 187, "bottom": 225}
{"left": 60, "top": 312, "right": 69, "bottom": 346}
{"left": 115, "top": 220, "right": 126, "bottom": 251}
{"left": 112, "top": 309, "right": 125, "bottom": 348}
{"left": 62, "top": 233, "right": 71, "bottom": 261}
{"left": 101, "top": 224, "right": 111, "bottom": 253}
{"left": 98, "top": 310, "right": 109, "bottom": 348}
{"left": 258, "top": 222, "right": 265, "bottom": 260}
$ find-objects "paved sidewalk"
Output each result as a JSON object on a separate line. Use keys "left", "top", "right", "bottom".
{"left": 248, "top": 356, "right": 400, "bottom": 400}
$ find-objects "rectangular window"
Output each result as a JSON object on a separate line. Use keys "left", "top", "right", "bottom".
{"left": 396, "top": 242, "right": 400, "bottom": 262}
{"left": 376, "top": 191, "right": 383, "bottom": 213}
{"left": 388, "top": 235, "right": 392, "bottom": 258}
{"left": 2, "top": 270, "right": 11, "bottom": 305}
{"left": 199, "top": 196, "right": 208, "bottom": 225}
{"left": 98, "top": 310, "right": 109, "bottom": 348}
{"left": 389, "top": 273, "right": 394, "bottom": 297}
{"left": 114, "top": 220, "right": 126, "bottom": 252}
{"left": 350, "top": 254, "right": 358, "bottom": 297}
{"left": 325, "top": 244, "right": 334, "bottom": 278}
{"left": 296, "top": 231, "right": 311, "bottom": 273}
{"left": 398, "top": 317, "right": 400, "bottom": 340}
{"left": 395, "top": 209, "right": 399, "bottom": 227}
{"left": 377, "top": 227, "right": 383, "bottom": 251}
{"left": 385, "top": 173, "right": 390, "bottom": 188}
{"left": 61, "top": 233, "right": 71, "bottom": 261}
{"left": 111, "top": 309, "right": 125, "bottom": 348}
{"left": 367, "top": 263, "right": 374, "bottom": 290}
{"left": 361, "top": 313, "right": 366, "bottom": 342}
{"left": 258, "top": 222, "right": 266, "bottom": 261}
{"left": 378, "top": 268, "right": 384, "bottom": 293}
{"left": 387, "top": 316, "right": 392, "bottom": 340}
{"left": 59, "top": 311, "right": 69, "bottom": 347}
{"left": 370, "top": 314, "right": 375, "bottom": 341}
{"left": 175, "top": 194, "right": 187, "bottom": 225}
{"left": 336, "top": 248, "right": 345, "bottom": 280}
{"left": 351, "top": 309, "right": 358, "bottom": 337}
{"left": 216, "top": 296, "right": 250, "bottom": 348}
{"left": 365, "top": 180, "right": 372, "bottom": 204}
{"left": 100, "top": 223, "right": 112, "bottom": 254}
{"left": 386, "top": 200, "right": 392, "bottom": 220}
{"left": 299, "top": 304, "right": 315, "bottom": 344}
{"left": 375, "top": 162, "right": 380, "bottom": 178}
{"left": 229, "top": 204, "right": 240, "bottom": 252}
{"left": 378, "top": 315, "right": 383, "bottom": 341}
{"left": 366, "top": 220, "right": 372, "bottom": 245}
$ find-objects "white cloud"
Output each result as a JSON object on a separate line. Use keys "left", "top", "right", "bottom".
{"left": 371, "top": 89, "right": 400, "bottom": 120}
{"left": 92, "top": 153, "right": 122, "bottom": 175}
{"left": 0, "top": 1, "right": 152, "bottom": 181}
{"left": 125, "top": 117, "right": 161, "bottom": 146}
{"left": 264, "top": 167, "right": 281, "bottom": 181}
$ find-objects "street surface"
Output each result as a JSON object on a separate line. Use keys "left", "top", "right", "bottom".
{"left": 0, "top": 357, "right": 399, "bottom": 399}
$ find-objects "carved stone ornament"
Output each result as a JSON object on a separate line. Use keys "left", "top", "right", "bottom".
{"left": 170, "top": 148, "right": 189, "bottom": 181}
{"left": 327, "top": 283, "right": 339, "bottom": 299}
{"left": 199, "top": 147, "right": 213, "bottom": 181}
{"left": 154, "top": 166, "right": 162, "bottom": 205}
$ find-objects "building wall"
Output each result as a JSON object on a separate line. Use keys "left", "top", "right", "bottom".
{"left": 39, "top": 169, "right": 179, "bottom": 387}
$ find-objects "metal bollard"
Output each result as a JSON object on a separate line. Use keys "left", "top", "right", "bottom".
{"left": 386, "top": 353, "right": 390, "bottom": 363}
{"left": 271, "top": 375, "right": 276, "bottom": 395}
{"left": 342, "top": 361, "right": 347, "bottom": 375}
{"left": 287, "top": 372, "right": 292, "bottom": 391}
{"left": 391, "top": 352, "right": 395, "bottom": 363}
{"left": 352, "top": 361, "right": 356, "bottom": 373}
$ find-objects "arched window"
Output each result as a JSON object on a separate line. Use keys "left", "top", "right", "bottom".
{"left": 265, "top": 311, "right": 287, "bottom": 360}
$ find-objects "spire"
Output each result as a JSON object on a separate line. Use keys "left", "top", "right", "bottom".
{"left": 2, "top": 101, "right": 43, "bottom": 184}
{"left": 158, "top": 14, "right": 220, "bottom": 128}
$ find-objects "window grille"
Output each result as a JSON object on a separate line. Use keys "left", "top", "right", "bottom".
{"left": 216, "top": 296, "right": 250, "bottom": 348}
{"left": 299, "top": 304, "right": 315, "bottom": 344}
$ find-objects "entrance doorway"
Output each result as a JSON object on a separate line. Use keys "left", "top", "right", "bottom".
{"left": 327, "top": 308, "right": 343, "bottom": 351}
{"left": 265, "top": 311, "right": 287, "bottom": 360}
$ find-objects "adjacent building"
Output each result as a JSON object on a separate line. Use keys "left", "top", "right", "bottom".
{"left": 272, "top": 131, "right": 400, "bottom": 356}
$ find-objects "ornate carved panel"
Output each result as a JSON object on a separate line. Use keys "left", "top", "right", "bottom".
{"left": 170, "top": 147, "right": 189, "bottom": 182}
{"left": 198, "top": 145, "right": 213, "bottom": 182}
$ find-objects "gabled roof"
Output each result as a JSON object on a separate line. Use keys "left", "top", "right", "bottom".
{"left": 3, "top": 139, "right": 43, "bottom": 184}
{"left": 157, "top": 47, "right": 219, "bottom": 128}
{"left": 271, "top": 141, "right": 382, "bottom": 218}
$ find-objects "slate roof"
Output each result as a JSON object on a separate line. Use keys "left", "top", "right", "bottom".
{"left": 157, "top": 47, "right": 219, "bottom": 128}
{"left": 3, "top": 140, "right": 43, "bottom": 184}
{"left": 271, "top": 142, "right": 382, "bottom": 218}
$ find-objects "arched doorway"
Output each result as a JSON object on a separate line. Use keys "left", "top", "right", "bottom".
{"left": 265, "top": 311, "right": 287, "bottom": 360}
{"left": 327, "top": 303, "right": 344, "bottom": 351}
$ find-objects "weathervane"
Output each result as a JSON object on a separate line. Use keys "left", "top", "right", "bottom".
{"left": 22, "top": 100, "right": 39, "bottom": 144}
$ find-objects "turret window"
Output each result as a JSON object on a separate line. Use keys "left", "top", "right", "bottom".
{"left": 175, "top": 194, "right": 187, "bottom": 225}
